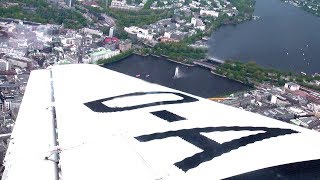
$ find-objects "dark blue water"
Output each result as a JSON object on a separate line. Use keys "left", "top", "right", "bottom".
{"left": 209, "top": 0, "right": 320, "bottom": 74}
{"left": 104, "top": 55, "right": 250, "bottom": 98}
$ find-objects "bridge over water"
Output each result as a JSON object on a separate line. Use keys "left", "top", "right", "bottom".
{"left": 193, "top": 60, "right": 216, "bottom": 70}
{"left": 206, "top": 56, "right": 225, "bottom": 64}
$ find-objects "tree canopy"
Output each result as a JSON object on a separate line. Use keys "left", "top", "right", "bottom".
{"left": 0, "top": 0, "right": 88, "bottom": 29}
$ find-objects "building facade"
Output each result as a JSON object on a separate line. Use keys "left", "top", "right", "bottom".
{"left": 89, "top": 48, "right": 120, "bottom": 63}
{"left": 119, "top": 39, "right": 132, "bottom": 52}
{"left": 124, "top": 26, "right": 153, "bottom": 41}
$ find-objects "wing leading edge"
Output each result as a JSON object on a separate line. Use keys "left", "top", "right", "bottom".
{"left": 2, "top": 64, "right": 320, "bottom": 180}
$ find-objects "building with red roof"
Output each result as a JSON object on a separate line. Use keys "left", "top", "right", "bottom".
{"left": 104, "top": 37, "right": 119, "bottom": 44}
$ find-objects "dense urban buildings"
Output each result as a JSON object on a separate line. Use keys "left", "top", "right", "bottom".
{"left": 219, "top": 82, "right": 320, "bottom": 131}
{"left": 0, "top": 18, "right": 132, "bottom": 164}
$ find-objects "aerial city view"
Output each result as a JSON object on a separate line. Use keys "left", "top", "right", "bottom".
{"left": 0, "top": 0, "right": 320, "bottom": 178}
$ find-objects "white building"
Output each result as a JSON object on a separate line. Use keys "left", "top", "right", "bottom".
{"left": 124, "top": 26, "right": 153, "bottom": 41}
{"left": 88, "top": 47, "right": 120, "bottom": 63}
{"left": 313, "top": 80, "right": 320, "bottom": 86}
{"left": 191, "top": 17, "right": 197, "bottom": 26}
{"left": 200, "top": 10, "right": 219, "bottom": 17}
{"left": 270, "top": 95, "right": 277, "bottom": 104}
{"left": 307, "top": 103, "right": 320, "bottom": 112}
{"left": 284, "top": 82, "right": 300, "bottom": 91}
{"left": 4, "top": 99, "right": 12, "bottom": 111}
{"left": 191, "top": 18, "right": 206, "bottom": 31}
{"left": 164, "top": 32, "right": 171, "bottom": 38}
{"left": 110, "top": 0, "right": 141, "bottom": 10}
{"left": 60, "top": 34, "right": 82, "bottom": 47}
{"left": 111, "top": 0, "right": 126, "bottom": 7}
{"left": 82, "top": 28, "right": 103, "bottom": 37}
{"left": 109, "top": 26, "right": 115, "bottom": 38}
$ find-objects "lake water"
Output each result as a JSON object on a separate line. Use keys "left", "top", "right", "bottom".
{"left": 208, "top": 0, "right": 320, "bottom": 74}
{"left": 104, "top": 55, "right": 250, "bottom": 98}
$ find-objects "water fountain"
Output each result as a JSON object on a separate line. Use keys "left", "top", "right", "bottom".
{"left": 173, "top": 67, "right": 180, "bottom": 79}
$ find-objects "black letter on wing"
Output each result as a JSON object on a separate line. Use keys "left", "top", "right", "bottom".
{"left": 84, "top": 91, "right": 198, "bottom": 113}
{"left": 135, "top": 126, "right": 298, "bottom": 172}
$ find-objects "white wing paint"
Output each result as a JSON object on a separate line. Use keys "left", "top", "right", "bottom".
{"left": 2, "top": 64, "right": 320, "bottom": 180}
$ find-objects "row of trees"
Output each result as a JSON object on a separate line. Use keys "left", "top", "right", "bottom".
{"left": 151, "top": 42, "right": 207, "bottom": 63}
{"left": 215, "top": 61, "right": 320, "bottom": 90}
{"left": 215, "top": 61, "right": 290, "bottom": 85}
{"left": 105, "top": 8, "right": 174, "bottom": 27}
{"left": 0, "top": 0, "right": 88, "bottom": 29}
{"left": 228, "top": 0, "right": 255, "bottom": 18}
{"left": 96, "top": 50, "right": 134, "bottom": 65}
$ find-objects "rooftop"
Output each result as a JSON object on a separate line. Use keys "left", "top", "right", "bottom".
{"left": 90, "top": 49, "right": 112, "bottom": 56}
{"left": 104, "top": 37, "right": 119, "bottom": 43}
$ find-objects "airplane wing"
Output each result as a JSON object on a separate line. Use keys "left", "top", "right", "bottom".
{"left": 2, "top": 64, "right": 320, "bottom": 180}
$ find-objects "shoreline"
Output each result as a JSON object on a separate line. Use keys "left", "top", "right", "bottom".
{"left": 133, "top": 52, "right": 195, "bottom": 67}
{"left": 210, "top": 70, "right": 249, "bottom": 86}
{"left": 97, "top": 50, "right": 134, "bottom": 65}
{"left": 164, "top": 57, "right": 195, "bottom": 67}
{"left": 104, "top": 53, "right": 251, "bottom": 88}
{"left": 133, "top": 52, "right": 148, "bottom": 56}
{"left": 105, "top": 53, "right": 250, "bottom": 89}
{"left": 104, "top": 53, "right": 252, "bottom": 98}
